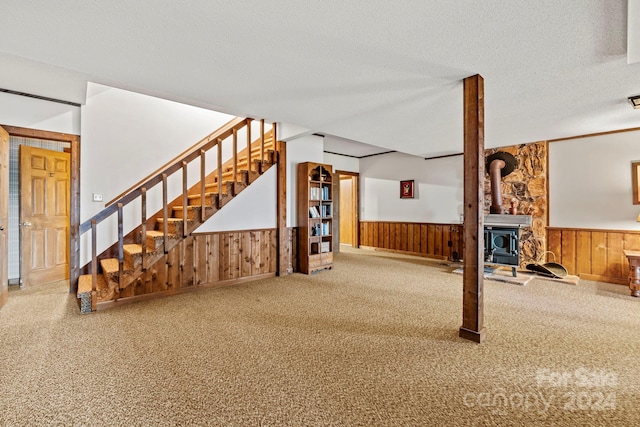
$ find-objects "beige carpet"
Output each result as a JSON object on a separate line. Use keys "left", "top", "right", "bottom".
{"left": 1, "top": 247, "right": 639, "bottom": 426}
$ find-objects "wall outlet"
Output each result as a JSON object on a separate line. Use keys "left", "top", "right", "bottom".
{"left": 92, "top": 193, "right": 103, "bottom": 202}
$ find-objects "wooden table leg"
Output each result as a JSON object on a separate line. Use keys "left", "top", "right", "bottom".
{"left": 630, "top": 265, "right": 640, "bottom": 297}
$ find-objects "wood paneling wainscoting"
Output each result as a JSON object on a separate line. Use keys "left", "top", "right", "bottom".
{"left": 97, "top": 228, "right": 277, "bottom": 310}
{"left": 547, "top": 227, "right": 640, "bottom": 285}
{"left": 359, "top": 221, "right": 463, "bottom": 261}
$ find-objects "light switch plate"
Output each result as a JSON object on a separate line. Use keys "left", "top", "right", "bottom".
{"left": 92, "top": 193, "right": 103, "bottom": 202}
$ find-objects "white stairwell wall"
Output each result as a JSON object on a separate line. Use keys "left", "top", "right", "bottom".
{"left": 80, "top": 83, "right": 270, "bottom": 265}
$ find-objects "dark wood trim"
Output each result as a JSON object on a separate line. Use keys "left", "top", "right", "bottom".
{"left": 424, "top": 153, "right": 463, "bottom": 161}
{"left": 324, "top": 150, "right": 396, "bottom": 159}
{"left": 95, "top": 272, "right": 277, "bottom": 311}
{"left": 360, "top": 220, "right": 457, "bottom": 226}
{"left": 0, "top": 125, "right": 77, "bottom": 144}
{"left": 546, "top": 226, "right": 640, "bottom": 234}
{"left": 1, "top": 125, "right": 80, "bottom": 294}
{"left": 460, "top": 74, "right": 485, "bottom": 343}
{"left": 548, "top": 126, "right": 640, "bottom": 143}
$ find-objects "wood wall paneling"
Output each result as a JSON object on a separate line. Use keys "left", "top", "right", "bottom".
{"left": 359, "top": 221, "right": 462, "bottom": 260}
{"left": 547, "top": 227, "right": 640, "bottom": 285}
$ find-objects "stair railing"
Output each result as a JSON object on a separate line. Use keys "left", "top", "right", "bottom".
{"left": 79, "top": 116, "right": 275, "bottom": 301}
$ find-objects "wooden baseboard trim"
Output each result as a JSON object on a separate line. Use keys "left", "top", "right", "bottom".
{"left": 459, "top": 327, "right": 485, "bottom": 343}
{"left": 580, "top": 274, "right": 627, "bottom": 286}
{"left": 95, "top": 272, "right": 276, "bottom": 311}
{"left": 359, "top": 246, "right": 449, "bottom": 261}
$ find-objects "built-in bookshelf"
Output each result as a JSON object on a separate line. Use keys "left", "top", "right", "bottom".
{"left": 297, "top": 162, "right": 333, "bottom": 274}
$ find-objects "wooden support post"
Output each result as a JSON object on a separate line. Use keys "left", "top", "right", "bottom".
{"left": 260, "top": 119, "right": 265, "bottom": 165}
{"left": 232, "top": 129, "right": 238, "bottom": 190}
{"left": 182, "top": 161, "right": 188, "bottom": 236}
{"left": 69, "top": 136, "right": 80, "bottom": 294}
{"left": 162, "top": 173, "right": 169, "bottom": 253}
{"left": 117, "top": 203, "right": 124, "bottom": 291}
{"left": 200, "top": 150, "right": 206, "bottom": 222}
{"left": 246, "top": 119, "right": 252, "bottom": 172}
{"left": 460, "top": 74, "right": 486, "bottom": 343}
{"left": 91, "top": 219, "right": 97, "bottom": 311}
{"left": 141, "top": 188, "right": 147, "bottom": 270}
{"left": 276, "top": 134, "right": 288, "bottom": 276}
{"left": 217, "top": 139, "right": 223, "bottom": 208}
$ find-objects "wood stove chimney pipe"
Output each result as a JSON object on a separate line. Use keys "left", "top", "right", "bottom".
{"left": 489, "top": 159, "right": 506, "bottom": 214}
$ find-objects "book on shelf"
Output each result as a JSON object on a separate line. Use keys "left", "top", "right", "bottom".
{"left": 310, "top": 187, "right": 321, "bottom": 200}
{"left": 321, "top": 186, "right": 330, "bottom": 200}
{"left": 309, "top": 206, "right": 321, "bottom": 218}
{"left": 321, "top": 204, "right": 331, "bottom": 217}
{"left": 321, "top": 221, "right": 330, "bottom": 235}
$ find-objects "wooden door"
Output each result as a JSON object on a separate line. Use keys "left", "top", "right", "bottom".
{"left": 0, "top": 127, "right": 9, "bottom": 307}
{"left": 339, "top": 177, "right": 354, "bottom": 245}
{"left": 20, "top": 146, "right": 70, "bottom": 286}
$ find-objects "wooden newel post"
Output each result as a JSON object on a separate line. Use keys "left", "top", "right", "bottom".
{"left": 460, "top": 74, "right": 486, "bottom": 343}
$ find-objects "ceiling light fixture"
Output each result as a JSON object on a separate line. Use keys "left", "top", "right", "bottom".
{"left": 629, "top": 95, "right": 640, "bottom": 109}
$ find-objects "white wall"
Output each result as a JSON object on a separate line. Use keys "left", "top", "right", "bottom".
{"left": 360, "top": 152, "right": 462, "bottom": 224}
{"left": 286, "top": 134, "right": 324, "bottom": 227}
{"left": 195, "top": 167, "right": 277, "bottom": 232}
{"left": 0, "top": 91, "right": 80, "bottom": 134}
{"left": 324, "top": 152, "right": 359, "bottom": 173}
{"left": 549, "top": 130, "right": 640, "bottom": 230}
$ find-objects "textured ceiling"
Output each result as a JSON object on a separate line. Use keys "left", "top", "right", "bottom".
{"left": 0, "top": 0, "right": 638, "bottom": 157}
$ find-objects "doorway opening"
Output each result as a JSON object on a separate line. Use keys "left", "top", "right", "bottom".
{"left": 337, "top": 171, "right": 359, "bottom": 249}
{"left": 1, "top": 125, "right": 79, "bottom": 292}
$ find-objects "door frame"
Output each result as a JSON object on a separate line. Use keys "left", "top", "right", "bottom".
{"left": 0, "top": 125, "right": 80, "bottom": 294}
{"left": 336, "top": 170, "right": 359, "bottom": 248}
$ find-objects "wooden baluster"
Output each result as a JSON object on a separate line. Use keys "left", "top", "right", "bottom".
{"left": 246, "top": 119, "right": 252, "bottom": 173}
{"left": 272, "top": 122, "right": 277, "bottom": 161}
{"left": 182, "top": 161, "right": 188, "bottom": 237}
{"left": 200, "top": 150, "right": 206, "bottom": 222}
{"left": 117, "top": 203, "right": 124, "bottom": 290}
{"left": 260, "top": 119, "right": 265, "bottom": 166}
{"left": 217, "top": 138, "right": 223, "bottom": 208}
{"left": 162, "top": 173, "right": 169, "bottom": 253}
{"left": 91, "top": 219, "right": 97, "bottom": 311}
{"left": 233, "top": 128, "right": 238, "bottom": 189}
{"left": 141, "top": 188, "right": 147, "bottom": 270}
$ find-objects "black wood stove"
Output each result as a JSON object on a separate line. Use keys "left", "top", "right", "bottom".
{"left": 484, "top": 214, "right": 531, "bottom": 277}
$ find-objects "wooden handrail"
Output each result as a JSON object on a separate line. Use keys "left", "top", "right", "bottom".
{"left": 104, "top": 116, "right": 248, "bottom": 208}
{"left": 80, "top": 116, "right": 249, "bottom": 233}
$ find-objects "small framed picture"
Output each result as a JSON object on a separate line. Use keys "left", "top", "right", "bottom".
{"left": 400, "top": 180, "right": 414, "bottom": 199}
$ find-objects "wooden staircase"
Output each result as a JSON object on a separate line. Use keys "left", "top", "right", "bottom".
{"left": 77, "top": 117, "right": 276, "bottom": 313}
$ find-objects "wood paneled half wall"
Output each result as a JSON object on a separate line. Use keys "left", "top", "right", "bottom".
{"left": 547, "top": 227, "right": 640, "bottom": 285}
{"left": 97, "top": 228, "right": 277, "bottom": 310}
{"left": 359, "top": 221, "right": 462, "bottom": 261}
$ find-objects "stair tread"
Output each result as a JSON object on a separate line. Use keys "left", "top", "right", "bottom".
{"left": 187, "top": 192, "right": 220, "bottom": 199}
{"left": 123, "top": 243, "right": 142, "bottom": 255}
{"left": 78, "top": 274, "right": 108, "bottom": 294}
{"left": 100, "top": 258, "right": 133, "bottom": 274}
{"left": 146, "top": 230, "right": 164, "bottom": 238}
{"left": 156, "top": 217, "right": 187, "bottom": 223}
{"left": 172, "top": 205, "right": 201, "bottom": 210}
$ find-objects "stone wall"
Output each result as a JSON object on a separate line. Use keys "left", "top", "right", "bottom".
{"left": 484, "top": 142, "right": 547, "bottom": 267}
